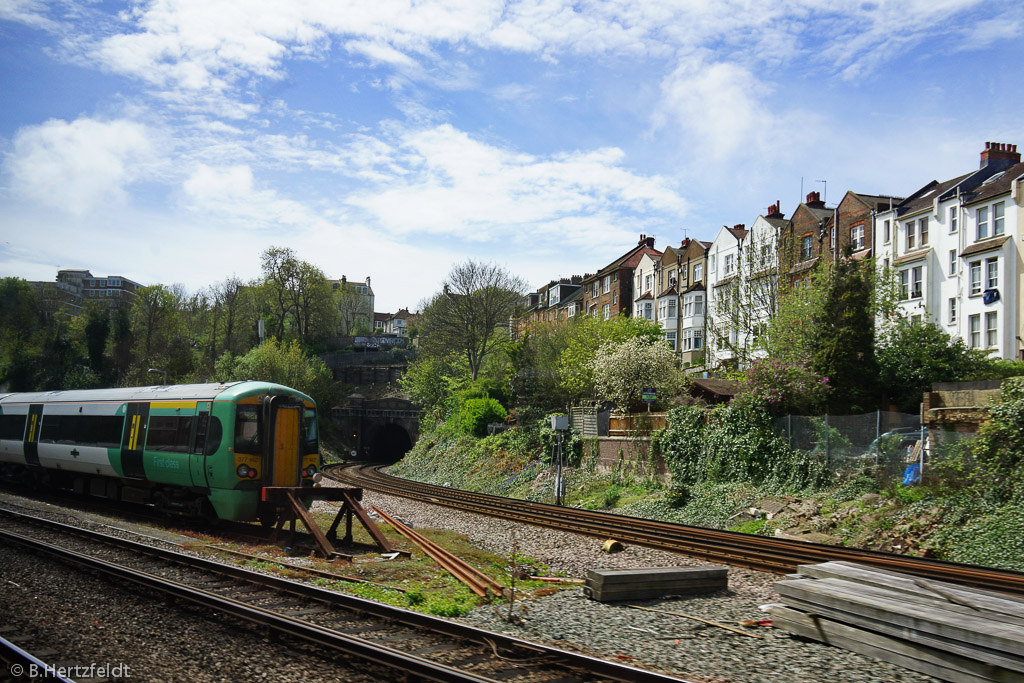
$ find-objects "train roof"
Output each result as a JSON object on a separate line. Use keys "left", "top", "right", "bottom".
{"left": 0, "top": 381, "right": 316, "bottom": 406}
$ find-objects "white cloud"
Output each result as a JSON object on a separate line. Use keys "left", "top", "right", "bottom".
{"left": 0, "top": 0, "right": 58, "bottom": 30}
{"left": 346, "top": 124, "right": 685, "bottom": 246}
{"left": 4, "top": 117, "right": 154, "bottom": 215}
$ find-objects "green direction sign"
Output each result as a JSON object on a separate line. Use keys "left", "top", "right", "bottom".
{"left": 641, "top": 387, "right": 657, "bottom": 403}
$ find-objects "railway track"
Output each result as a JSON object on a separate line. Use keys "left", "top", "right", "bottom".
{"left": 0, "top": 506, "right": 691, "bottom": 683}
{"left": 326, "top": 463, "right": 1024, "bottom": 597}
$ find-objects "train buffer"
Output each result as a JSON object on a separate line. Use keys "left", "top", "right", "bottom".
{"left": 261, "top": 486, "right": 409, "bottom": 560}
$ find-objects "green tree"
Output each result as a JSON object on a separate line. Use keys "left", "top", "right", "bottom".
{"left": 400, "top": 353, "right": 471, "bottom": 416}
{"left": 215, "top": 338, "right": 334, "bottom": 412}
{"left": 0, "top": 278, "right": 43, "bottom": 390}
{"left": 559, "top": 315, "right": 661, "bottom": 404}
{"left": 417, "top": 260, "right": 525, "bottom": 381}
{"left": 507, "top": 322, "right": 574, "bottom": 412}
{"left": 876, "top": 318, "right": 991, "bottom": 412}
{"left": 83, "top": 303, "right": 110, "bottom": 376}
{"left": 813, "top": 255, "right": 878, "bottom": 412}
{"left": 258, "top": 247, "right": 337, "bottom": 345}
{"left": 763, "top": 268, "right": 829, "bottom": 366}
{"left": 128, "top": 284, "right": 184, "bottom": 384}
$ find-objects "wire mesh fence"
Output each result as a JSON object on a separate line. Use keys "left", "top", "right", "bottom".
{"left": 773, "top": 411, "right": 937, "bottom": 485}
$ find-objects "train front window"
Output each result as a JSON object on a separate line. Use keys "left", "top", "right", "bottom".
{"left": 234, "top": 405, "right": 261, "bottom": 454}
{"left": 303, "top": 409, "right": 318, "bottom": 455}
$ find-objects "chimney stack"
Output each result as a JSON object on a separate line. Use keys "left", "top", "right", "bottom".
{"left": 806, "top": 191, "right": 824, "bottom": 208}
{"left": 980, "top": 141, "right": 1021, "bottom": 169}
{"left": 638, "top": 234, "right": 655, "bottom": 248}
{"left": 766, "top": 201, "right": 783, "bottom": 218}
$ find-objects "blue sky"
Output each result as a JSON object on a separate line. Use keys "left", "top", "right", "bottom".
{"left": 1, "top": 1, "right": 1022, "bottom": 313}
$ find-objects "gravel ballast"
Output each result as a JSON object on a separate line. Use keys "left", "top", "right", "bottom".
{"left": 352, "top": 485, "right": 939, "bottom": 683}
{"left": 1, "top": 485, "right": 940, "bottom": 682}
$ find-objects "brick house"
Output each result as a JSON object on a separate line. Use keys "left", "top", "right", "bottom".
{"left": 781, "top": 191, "right": 833, "bottom": 284}
{"left": 581, "top": 235, "right": 661, "bottom": 320}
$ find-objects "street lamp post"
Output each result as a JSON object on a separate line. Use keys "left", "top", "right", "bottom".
{"left": 148, "top": 368, "right": 167, "bottom": 385}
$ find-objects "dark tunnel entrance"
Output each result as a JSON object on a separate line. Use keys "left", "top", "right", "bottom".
{"left": 368, "top": 423, "right": 413, "bottom": 464}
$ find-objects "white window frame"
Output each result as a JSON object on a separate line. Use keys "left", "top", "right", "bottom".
{"left": 693, "top": 263, "right": 703, "bottom": 281}
{"left": 723, "top": 254, "right": 735, "bottom": 276}
{"left": 968, "top": 314, "right": 981, "bottom": 348}
{"left": 851, "top": 225, "right": 865, "bottom": 250}
{"left": 910, "top": 266, "right": 922, "bottom": 300}
{"left": 969, "top": 261, "right": 982, "bottom": 296}
{"left": 986, "top": 257, "right": 998, "bottom": 290}
{"left": 977, "top": 206, "right": 989, "bottom": 240}
{"left": 919, "top": 217, "right": 929, "bottom": 246}
{"left": 993, "top": 201, "right": 1005, "bottom": 236}
{"left": 883, "top": 219, "right": 891, "bottom": 244}
{"left": 667, "top": 298, "right": 676, "bottom": 318}
{"left": 986, "top": 311, "right": 998, "bottom": 348}
{"left": 949, "top": 207, "right": 957, "bottom": 233}
{"left": 800, "top": 235, "right": 812, "bottom": 260}
{"left": 906, "top": 221, "right": 916, "bottom": 250}
{"left": 602, "top": 275, "right": 611, "bottom": 294}
{"left": 948, "top": 297, "right": 957, "bottom": 324}
{"left": 602, "top": 303, "right": 610, "bottom": 320}
{"left": 949, "top": 250, "right": 957, "bottom": 276}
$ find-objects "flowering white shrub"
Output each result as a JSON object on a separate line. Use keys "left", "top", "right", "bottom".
{"left": 591, "top": 337, "right": 683, "bottom": 411}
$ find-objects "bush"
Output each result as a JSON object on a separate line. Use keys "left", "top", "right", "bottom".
{"left": 652, "top": 403, "right": 830, "bottom": 493}
{"left": 456, "top": 398, "right": 508, "bottom": 437}
{"left": 735, "top": 357, "right": 829, "bottom": 415}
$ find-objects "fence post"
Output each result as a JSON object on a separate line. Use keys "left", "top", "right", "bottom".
{"left": 787, "top": 414, "right": 792, "bottom": 448}
{"left": 825, "top": 413, "right": 830, "bottom": 470}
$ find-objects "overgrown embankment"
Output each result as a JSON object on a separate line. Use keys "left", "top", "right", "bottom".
{"left": 391, "top": 380, "right": 1024, "bottom": 573}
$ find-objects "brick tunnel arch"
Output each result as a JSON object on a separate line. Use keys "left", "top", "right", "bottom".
{"left": 367, "top": 422, "right": 413, "bottom": 464}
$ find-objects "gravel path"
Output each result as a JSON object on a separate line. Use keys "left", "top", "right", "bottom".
{"left": 346, "top": 485, "right": 939, "bottom": 683}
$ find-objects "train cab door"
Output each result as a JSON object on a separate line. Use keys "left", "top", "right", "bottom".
{"left": 263, "top": 395, "right": 302, "bottom": 487}
{"left": 188, "top": 402, "right": 212, "bottom": 489}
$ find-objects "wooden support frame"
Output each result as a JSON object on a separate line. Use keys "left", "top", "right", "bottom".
{"left": 262, "top": 486, "right": 404, "bottom": 559}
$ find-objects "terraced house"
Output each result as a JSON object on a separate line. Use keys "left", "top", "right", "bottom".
{"left": 875, "top": 142, "right": 1024, "bottom": 360}
{"left": 581, "top": 235, "right": 661, "bottom": 321}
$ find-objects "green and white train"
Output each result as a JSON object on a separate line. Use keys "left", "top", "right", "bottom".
{"left": 0, "top": 381, "right": 320, "bottom": 523}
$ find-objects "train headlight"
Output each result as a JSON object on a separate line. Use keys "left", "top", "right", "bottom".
{"left": 303, "top": 464, "right": 317, "bottom": 478}
{"left": 236, "top": 464, "right": 251, "bottom": 478}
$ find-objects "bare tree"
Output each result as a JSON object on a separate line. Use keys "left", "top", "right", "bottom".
{"left": 705, "top": 224, "right": 781, "bottom": 368}
{"left": 419, "top": 261, "right": 526, "bottom": 381}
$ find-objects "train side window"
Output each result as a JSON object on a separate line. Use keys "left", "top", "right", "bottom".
{"left": 0, "top": 414, "right": 27, "bottom": 440}
{"left": 77, "top": 416, "right": 124, "bottom": 447}
{"left": 204, "top": 417, "right": 223, "bottom": 456}
{"left": 40, "top": 414, "right": 124, "bottom": 447}
{"left": 192, "top": 413, "right": 209, "bottom": 454}
{"left": 234, "top": 406, "right": 261, "bottom": 454}
{"left": 303, "top": 409, "right": 318, "bottom": 455}
{"left": 146, "top": 415, "right": 194, "bottom": 453}
{"left": 40, "top": 415, "right": 73, "bottom": 443}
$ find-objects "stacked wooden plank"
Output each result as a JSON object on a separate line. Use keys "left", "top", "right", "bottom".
{"left": 770, "top": 561, "right": 1024, "bottom": 683}
{"left": 584, "top": 566, "right": 728, "bottom": 602}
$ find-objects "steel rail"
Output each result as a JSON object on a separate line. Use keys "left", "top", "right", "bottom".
{"left": 0, "top": 507, "right": 693, "bottom": 683}
{"left": 0, "top": 527, "right": 496, "bottom": 683}
{"left": 326, "top": 464, "right": 1024, "bottom": 597}
{"left": 0, "top": 635, "right": 77, "bottom": 683}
